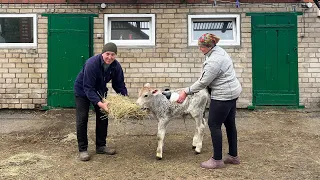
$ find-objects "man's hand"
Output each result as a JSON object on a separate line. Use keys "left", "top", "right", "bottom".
{"left": 97, "top": 101, "right": 109, "bottom": 113}
{"left": 176, "top": 90, "right": 187, "bottom": 104}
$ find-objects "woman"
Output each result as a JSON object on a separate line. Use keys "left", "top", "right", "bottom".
{"left": 177, "top": 33, "right": 242, "bottom": 169}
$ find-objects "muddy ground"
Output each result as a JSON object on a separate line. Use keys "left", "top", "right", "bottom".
{"left": 0, "top": 109, "right": 319, "bottom": 180}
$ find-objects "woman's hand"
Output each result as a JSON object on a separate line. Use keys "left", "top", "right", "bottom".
{"left": 98, "top": 101, "right": 109, "bottom": 113}
{"left": 176, "top": 91, "right": 187, "bottom": 104}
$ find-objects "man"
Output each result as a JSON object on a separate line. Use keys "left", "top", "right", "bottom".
{"left": 74, "top": 42, "right": 128, "bottom": 161}
{"left": 177, "top": 33, "right": 242, "bottom": 169}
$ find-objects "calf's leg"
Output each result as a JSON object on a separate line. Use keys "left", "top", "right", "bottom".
{"left": 191, "top": 113, "right": 207, "bottom": 154}
{"left": 156, "top": 117, "right": 169, "bottom": 160}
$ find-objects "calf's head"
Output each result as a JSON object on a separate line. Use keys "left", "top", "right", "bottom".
{"left": 136, "top": 83, "right": 159, "bottom": 109}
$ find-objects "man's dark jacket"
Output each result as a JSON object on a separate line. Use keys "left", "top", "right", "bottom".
{"left": 74, "top": 54, "right": 128, "bottom": 105}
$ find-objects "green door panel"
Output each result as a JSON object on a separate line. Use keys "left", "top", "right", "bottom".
{"left": 255, "top": 93, "right": 297, "bottom": 105}
{"left": 47, "top": 15, "right": 94, "bottom": 108}
{"left": 250, "top": 13, "right": 299, "bottom": 106}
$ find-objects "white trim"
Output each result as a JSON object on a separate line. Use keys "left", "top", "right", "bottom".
{"left": 0, "top": 14, "right": 37, "bottom": 49}
{"left": 188, "top": 14, "right": 241, "bottom": 47}
{"left": 104, "top": 14, "right": 155, "bottom": 47}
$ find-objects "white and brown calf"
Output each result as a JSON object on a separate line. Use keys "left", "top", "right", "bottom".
{"left": 136, "top": 83, "right": 209, "bottom": 160}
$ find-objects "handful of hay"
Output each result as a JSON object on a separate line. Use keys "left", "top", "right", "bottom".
{"left": 101, "top": 94, "right": 148, "bottom": 121}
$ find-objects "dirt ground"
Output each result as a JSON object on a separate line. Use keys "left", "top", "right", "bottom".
{"left": 0, "top": 108, "right": 319, "bottom": 180}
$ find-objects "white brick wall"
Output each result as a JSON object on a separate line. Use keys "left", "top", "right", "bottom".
{"left": 0, "top": 3, "right": 319, "bottom": 109}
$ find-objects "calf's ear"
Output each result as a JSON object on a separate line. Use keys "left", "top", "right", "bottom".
{"left": 144, "top": 83, "right": 150, "bottom": 88}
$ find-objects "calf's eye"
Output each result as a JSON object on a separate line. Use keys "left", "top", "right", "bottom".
{"left": 144, "top": 94, "right": 148, "bottom": 97}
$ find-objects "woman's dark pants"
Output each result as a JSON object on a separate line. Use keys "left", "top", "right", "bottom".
{"left": 208, "top": 98, "right": 238, "bottom": 160}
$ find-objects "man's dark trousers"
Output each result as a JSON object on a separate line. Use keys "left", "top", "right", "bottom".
{"left": 75, "top": 96, "right": 108, "bottom": 152}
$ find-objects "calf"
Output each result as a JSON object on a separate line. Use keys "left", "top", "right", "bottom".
{"left": 136, "top": 83, "right": 210, "bottom": 160}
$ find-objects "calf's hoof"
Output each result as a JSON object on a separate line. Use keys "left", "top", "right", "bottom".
{"left": 194, "top": 148, "right": 201, "bottom": 154}
{"left": 194, "top": 151, "right": 201, "bottom": 155}
{"left": 156, "top": 152, "right": 162, "bottom": 160}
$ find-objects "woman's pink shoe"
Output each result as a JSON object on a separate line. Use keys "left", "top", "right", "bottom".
{"left": 200, "top": 158, "right": 225, "bottom": 169}
{"left": 223, "top": 154, "right": 240, "bottom": 165}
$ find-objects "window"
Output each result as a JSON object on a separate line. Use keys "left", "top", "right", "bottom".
{"left": 0, "top": 14, "right": 37, "bottom": 48}
{"left": 104, "top": 14, "right": 155, "bottom": 47}
{"left": 188, "top": 14, "right": 240, "bottom": 46}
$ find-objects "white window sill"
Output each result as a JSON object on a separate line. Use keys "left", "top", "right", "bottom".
{"left": 0, "top": 44, "right": 37, "bottom": 49}
{"left": 188, "top": 40, "right": 240, "bottom": 47}
{"left": 109, "top": 40, "right": 155, "bottom": 47}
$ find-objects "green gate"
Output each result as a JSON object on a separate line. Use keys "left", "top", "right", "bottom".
{"left": 43, "top": 14, "right": 97, "bottom": 108}
{"left": 247, "top": 12, "right": 302, "bottom": 108}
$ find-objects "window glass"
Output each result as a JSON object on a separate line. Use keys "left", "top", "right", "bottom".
{"left": 0, "top": 17, "right": 34, "bottom": 43}
{"left": 111, "top": 21, "right": 150, "bottom": 40}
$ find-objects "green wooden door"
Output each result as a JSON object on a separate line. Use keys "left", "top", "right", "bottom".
{"left": 45, "top": 14, "right": 95, "bottom": 108}
{"left": 250, "top": 13, "right": 299, "bottom": 106}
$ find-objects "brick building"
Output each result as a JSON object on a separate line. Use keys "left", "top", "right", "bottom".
{"left": 0, "top": 0, "right": 319, "bottom": 109}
